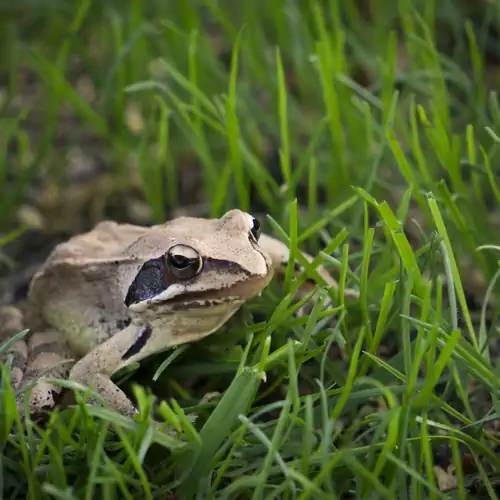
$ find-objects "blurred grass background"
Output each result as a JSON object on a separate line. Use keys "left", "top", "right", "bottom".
{"left": 2, "top": 0, "right": 500, "bottom": 498}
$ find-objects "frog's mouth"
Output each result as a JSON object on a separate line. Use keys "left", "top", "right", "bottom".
{"left": 127, "top": 277, "right": 270, "bottom": 313}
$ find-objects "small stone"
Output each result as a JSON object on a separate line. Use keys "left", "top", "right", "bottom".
{"left": 127, "top": 199, "right": 151, "bottom": 225}
{"left": 126, "top": 102, "right": 144, "bottom": 134}
{"left": 17, "top": 205, "right": 45, "bottom": 229}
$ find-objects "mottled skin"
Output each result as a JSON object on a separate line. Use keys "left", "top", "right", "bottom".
{"left": 0, "top": 209, "right": 356, "bottom": 418}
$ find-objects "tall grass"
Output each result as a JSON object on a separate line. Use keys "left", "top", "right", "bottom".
{"left": 2, "top": 0, "right": 500, "bottom": 498}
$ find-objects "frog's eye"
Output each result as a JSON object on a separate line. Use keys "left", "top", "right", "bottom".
{"left": 249, "top": 216, "right": 261, "bottom": 243}
{"left": 165, "top": 244, "right": 203, "bottom": 280}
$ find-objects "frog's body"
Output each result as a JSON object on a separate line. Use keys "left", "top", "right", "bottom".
{"left": 0, "top": 210, "right": 355, "bottom": 417}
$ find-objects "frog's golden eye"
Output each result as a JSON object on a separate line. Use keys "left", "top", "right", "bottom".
{"left": 249, "top": 216, "right": 261, "bottom": 243}
{"left": 164, "top": 244, "right": 202, "bottom": 280}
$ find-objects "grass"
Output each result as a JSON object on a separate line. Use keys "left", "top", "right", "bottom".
{"left": 2, "top": 0, "right": 500, "bottom": 498}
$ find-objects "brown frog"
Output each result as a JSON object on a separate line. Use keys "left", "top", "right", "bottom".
{"left": 0, "top": 209, "right": 356, "bottom": 418}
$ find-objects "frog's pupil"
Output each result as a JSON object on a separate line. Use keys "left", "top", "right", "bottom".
{"left": 164, "top": 244, "right": 201, "bottom": 279}
{"left": 171, "top": 254, "right": 192, "bottom": 268}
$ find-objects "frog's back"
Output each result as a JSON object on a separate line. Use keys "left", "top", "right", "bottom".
{"left": 41, "top": 221, "right": 149, "bottom": 265}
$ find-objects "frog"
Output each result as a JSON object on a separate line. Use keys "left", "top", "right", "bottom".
{"left": 0, "top": 209, "right": 357, "bottom": 419}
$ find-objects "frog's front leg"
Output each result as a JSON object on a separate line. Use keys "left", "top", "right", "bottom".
{"left": 70, "top": 323, "right": 224, "bottom": 428}
{"left": 68, "top": 322, "right": 146, "bottom": 417}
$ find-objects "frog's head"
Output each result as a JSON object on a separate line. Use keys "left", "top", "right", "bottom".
{"left": 122, "top": 210, "right": 274, "bottom": 344}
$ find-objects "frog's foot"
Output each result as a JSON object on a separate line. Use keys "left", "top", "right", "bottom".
{"left": 198, "top": 391, "right": 221, "bottom": 405}
{"left": 69, "top": 370, "right": 139, "bottom": 418}
{"left": 17, "top": 330, "right": 74, "bottom": 417}
{"left": 0, "top": 305, "right": 28, "bottom": 390}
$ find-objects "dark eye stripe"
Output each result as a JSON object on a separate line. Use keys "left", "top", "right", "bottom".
{"left": 124, "top": 258, "right": 168, "bottom": 306}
